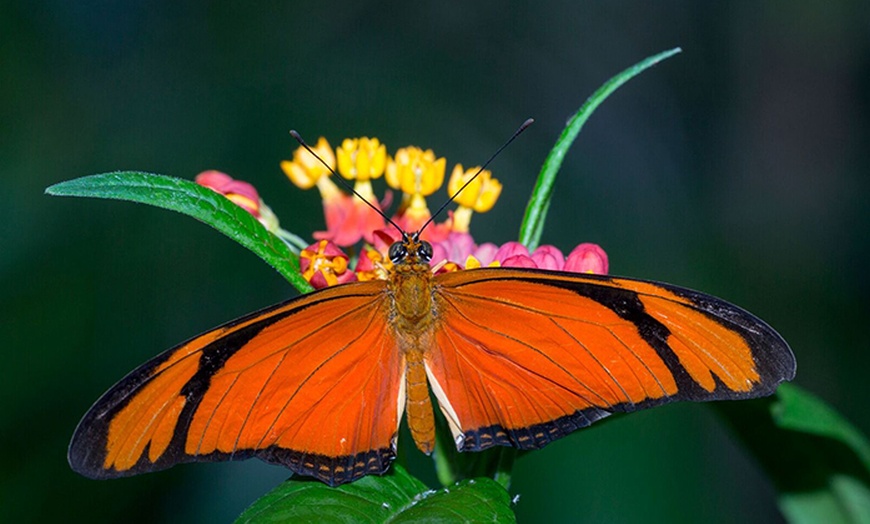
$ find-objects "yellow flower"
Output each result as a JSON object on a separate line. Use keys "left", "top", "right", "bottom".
{"left": 386, "top": 147, "right": 446, "bottom": 230}
{"left": 354, "top": 245, "right": 392, "bottom": 281}
{"left": 447, "top": 164, "right": 502, "bottom": 233}
{"left": 281, "top": 137, "right": 336, "bottom": 190}
{"left": 336, "top": 137, "right": 387, "bottom": 183}
{"left": 386, "top": 147, "right": 446, "bottom": 197}
{"left": 463, "top": 255, "right": 501, "bottom": 270}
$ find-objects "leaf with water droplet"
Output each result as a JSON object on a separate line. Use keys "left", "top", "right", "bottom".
{"left": 235, "top": 464, "right": 515, "bottom": 523}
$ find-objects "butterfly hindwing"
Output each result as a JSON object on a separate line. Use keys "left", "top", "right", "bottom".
{"left": 426, "top": 268, "right": 795, "bottom": 451}
{"left": 68, "top": 281, "right": 404, "bottom": 487}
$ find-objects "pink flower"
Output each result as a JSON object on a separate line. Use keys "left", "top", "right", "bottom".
{"left": 354, "top": 199, "right": 387, "bottom": 244}
{"left": 313, "top": 193, "right": 357, "bottom": 246}
{"left": 300, "top": 240, "right": 358, "bottom": 289}
{"left": 471, "top": 243, "right": 499, "bottom": 266}
{"left": 485, "top": 241, "right": 607, "bottom": 273}
{"left": 564, "top": 243, "right": 609, "bottom": 275}
{"left": 501, "top": 254, "right": 537, "bottom": 268}
{"left": 195, "top": 170, "right": 261, "bottom": 217}
{"left": 431, "top": 232, "right": 477, "bottom": 267}
{"left": 313, "top": 193, "right": 387, "bottom": 247}
{"left": 493, "top": 242, "right": 529, "bottom": 264}
{"left": 530, "top": 245, "right": 565, "bottom": 271}
{"left": 391, "top": 213, "right": 450, "bottom": 244}
{"left": 430, "top": 243, "right": 450, "bottom": 268}
{"left": 492, "top": 242, "right": 538, "bottom": 268}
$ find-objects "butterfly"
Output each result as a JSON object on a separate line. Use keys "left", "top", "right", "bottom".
{"left": 69, "top": 226, "right": 796, "bottom": 486}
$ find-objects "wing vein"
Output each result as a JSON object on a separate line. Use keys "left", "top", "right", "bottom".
{"left": 267, "top": 302, "right": 386, "bottom": 449}
{"left": 438, "top": 293, "right": 603, "bottom": 411}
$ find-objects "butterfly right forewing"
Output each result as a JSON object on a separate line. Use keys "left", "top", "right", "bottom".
{"left": 424, "top": 267, "right": 795, "bottom": 452}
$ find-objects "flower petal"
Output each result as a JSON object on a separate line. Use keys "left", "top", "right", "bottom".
{"left": 472, "top": 242, "right": 499, "bottom": 266}
{"left": 564, "top": 243, "right": 609, "bottom": 275}
{"left": 531, "top": 245, "right": 565, "bottom": 271}
{"left": 493, "top": 241, "right": 530, "bottom": 264}
{"left": 195, "top": 170, "right": 261, "bottom": 217}
{"left": 501, "top": 254, "right": 537, "bottom": 268}
{"left": 300, "top": 240, "right": 357, "bottom": 289}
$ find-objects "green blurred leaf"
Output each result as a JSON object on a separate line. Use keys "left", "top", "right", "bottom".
{"left": 518, "top": 47, "right": 682, "bottom": 250}
{"left": 716, "top": 383, "right": 870, "bottom": 524}
{"left": 45, "top": 172, "right": 314, "bottom": 293}
{"left": 432, "top": 408, "right": 515, "bottom": 490}
{"left": 774, "top": 384, "right": 870, "bottom": 473}
{"left": 235, "top": 464, "right": 515, "bottom": 523}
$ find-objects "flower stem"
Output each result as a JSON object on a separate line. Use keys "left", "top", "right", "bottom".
{"left": 519, "top": 47, "right": 682, "bottom": 250}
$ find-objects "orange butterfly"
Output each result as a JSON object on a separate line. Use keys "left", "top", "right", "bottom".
{"left": 69, "top": 228, "right": 795, "bottom": 486}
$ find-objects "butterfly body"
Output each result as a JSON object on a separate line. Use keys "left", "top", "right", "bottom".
{"left": 388, "top": 236, "right": 440, "bottom": 455}
{"left": 70, "top": 233, "right": 795, "bottom": 486}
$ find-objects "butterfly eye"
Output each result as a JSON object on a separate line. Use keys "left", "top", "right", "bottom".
{"left": 418, "top": 241, "right": 433, "bottom": 262}
{"left": 388, "top": 242, "right": 407, "bottom": 264}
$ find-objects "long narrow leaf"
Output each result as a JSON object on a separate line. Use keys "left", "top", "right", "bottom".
{"left": 518, "top": 47, "right": 682, "bottom": 250}
{"left": 46, "top": 172, "right": 313, "bottom": 293}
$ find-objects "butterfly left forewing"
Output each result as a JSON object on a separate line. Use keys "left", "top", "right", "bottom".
{"left": 426, "top": 267, "right": 795, "bottom": 452}
{"left": 69, "top": 281, "right": 405, "bottom": 486}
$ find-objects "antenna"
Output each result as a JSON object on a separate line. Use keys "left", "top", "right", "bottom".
{"left": 289, "top": 130, "right": 404, "bottom": 235}
{"left": 419, "top": 118, "right": 534, "bottom": 233}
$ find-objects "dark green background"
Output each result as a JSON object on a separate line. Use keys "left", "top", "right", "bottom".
{"left": 4, "top": 2, "right": 868, "bottom": 522}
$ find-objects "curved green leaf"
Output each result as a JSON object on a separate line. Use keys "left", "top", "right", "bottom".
{"left": 235, "top": 464, "right": 515, "bottom": 523}
{"left": 46, "top": 172, "right": 313, "bottom": 293}
{"left": 518, "top": 47, "right": 682, "bottom": 250}
{"left": 774, "top": 384, "right": 870, "bottom": 472}
{"left": 432, "top": 408, "right": 516, "bottom": 490}
{"left": 716, "top": 383, "right": 870, "bottom": 523}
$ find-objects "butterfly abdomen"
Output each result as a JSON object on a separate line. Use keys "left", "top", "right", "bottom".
{"left": 389, "top": 264, "right": 439, "bottom": 455}
{"left": 405, "top": 347, "right": 436, "bottom": 455}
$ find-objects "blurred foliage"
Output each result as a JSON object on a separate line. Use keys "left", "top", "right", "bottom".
{"left": 717, "top": 384, "right": 870, "bottom": 524}
{"left": 4, "top": 1, "right": 870, "bottom": 522}
{"left": 236, "top": 464, "right": 514, "bottom": 524}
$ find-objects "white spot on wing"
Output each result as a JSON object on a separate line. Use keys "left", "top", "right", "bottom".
{"left": 397, "top": 365, "right": 407, "bottom": 432}
{"left": 425, "top": 362, "right": 465, "bottom": 449}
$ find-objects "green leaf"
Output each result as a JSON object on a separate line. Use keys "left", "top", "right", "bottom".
{"left": 46, "top": 172, "right": 314, "bottom": 294}
{"left": 715, "top": 383, "right": 870, "bottom": 524}
{"left": 235, "top": 464, "right": 515, "bottom": 523}
{"left": 431, "top": 400, "right": 517, "bottom": 490}
{"left": 518, "top": 47, "right": 682, "bottom": 250}
{"left": 774, "top": 384, "right": 870, "bottom": 472}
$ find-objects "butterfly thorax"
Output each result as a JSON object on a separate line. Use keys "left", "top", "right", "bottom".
{"left": 389, "top": 262, "right": 436, "bottom": 330}
{"left": 387, "top": 232, "right": 438, "bottom": 331}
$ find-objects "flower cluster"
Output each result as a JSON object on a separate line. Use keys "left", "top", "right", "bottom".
{"left": 195, "top": 135, "right": 608, "bottom": 290}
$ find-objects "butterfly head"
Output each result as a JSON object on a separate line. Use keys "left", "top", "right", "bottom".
{"left": 389, "top": 231, "right": 433, "bottom": 266}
